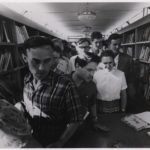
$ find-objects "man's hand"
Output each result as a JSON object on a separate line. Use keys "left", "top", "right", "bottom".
{"left": 92, "top": 122, "right": 110, "bottom": 132}
{"left": 15, "top": 102, "right": 25, "bottom": 113}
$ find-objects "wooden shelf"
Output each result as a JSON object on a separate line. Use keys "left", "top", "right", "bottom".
{"left": 0, "top": 65, "right": 27, "bottom": 75}
{"left": 118, "top": 14, "right": 150, "bottom": 34}
{"left": 136, "top": 41, "right": 150, "bottom": 45}
{"left": 122, "top": 43, "right": 136, "bottom": 46}
{"left": 0, "top": 42, "right": 15, "bottom": 46}
{"left": 139, "top": 60, "right": 150, "bottom": 64}
{"left": 122, "top": 41, "right": 150, "bottom": 46}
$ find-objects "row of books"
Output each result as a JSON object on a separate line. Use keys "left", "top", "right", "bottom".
{"left": 124, "top": 32, "right": 135, "bottom": 43}
{"left": 0, "top": 21, "right": 12, "bottom": 43}
{"left": 138, "top": 64, "right": 150, "bottom": 101}
{"left": 15, "top": 25, "right": 29, "bottom": 44}
{"left": 139, "top": 45, "right": 150, "bottom": 62}
{"left": 144, "top": 84, "right": 150, "bottom": 101}
{"left": 138, "top": 63, "right": 150, "bottom": 82}
{"left": 0, "top": 49, "right": 13, "bottom": 71}
{"left": 137, "top": 25, "right": 150, "bottom": 42}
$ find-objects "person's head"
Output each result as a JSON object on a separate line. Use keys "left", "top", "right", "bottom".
{"left": 91, "top": 31, "right": 103, "bottom": 51}
{"left": 23, "top": 36, "right": 55, "bottom": 81}
{"left": 108, "top": 33, "right": 121, "bottom": 54}
{"left": 75, "top": 56, "right": 98, "bottom": 82}
{"left": 102, "top": 40, "right": 108, "bottom": 51}
{"left": 100, "top": 50, "right": 115, "bottom": 71}
{"left": 53, "top": 46, "right": 62, "bottom": 61}
{"left": 76, "top": 38, "right": 90, "bottom": 57}
{"left": 0, "top": 99, "right": 31, "bottom": 148}
{"left": 52, "top": 38, "right": 64, "bottom": 51}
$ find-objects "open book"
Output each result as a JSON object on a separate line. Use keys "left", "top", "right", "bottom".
{"left": 122, "top": 111, "right": 150, "bottom": 131}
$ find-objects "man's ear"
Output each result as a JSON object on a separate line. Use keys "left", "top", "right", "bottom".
{"left": 22, "top": 53, "right": 28, "bottom": 63}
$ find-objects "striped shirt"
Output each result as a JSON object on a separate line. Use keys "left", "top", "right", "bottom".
{"left": 23, "top": 70, "right": 84, "bottom": 146}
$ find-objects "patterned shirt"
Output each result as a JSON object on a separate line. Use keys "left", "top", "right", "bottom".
{"left": 23, "top": 70, "right": 84, "bottom": 146}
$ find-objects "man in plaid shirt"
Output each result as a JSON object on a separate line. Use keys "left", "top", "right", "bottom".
{"left": 16, "top": 36, "right": 84, "bottom": 147}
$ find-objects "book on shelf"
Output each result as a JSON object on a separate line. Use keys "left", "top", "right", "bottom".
{"left": 144, "top": 26, "right": 150, "bottom": 41}
{"left": 0, "top": 50, "right": 13, "bottom": 71}
{"left": 15, "top": 25, "right": 29, "bottom": 44}
{"left": 122, "top": 111, "right": 150, "bottom": 131}
{"left": 18, "top": 51, "right": 25, "bottom": 65}
{"left": 139, "top": 45, "right": 146, "bottom": 60}
{"left": 0, "top": 23, "right": 4, "bottom": 42}
{"left": 126, "top": 47, "right": 133, "bottom": 57}
{"left": 143, "top": 46, "right": 150, "bottom": 61}
{"left": 2, "top": 21, "right": 10, "bottom": 43}
{"left": 20, "top": 25, "right": 29, "bottom": 40}
{"left": 124, "top": 32, "right": 135, "bottom": 43}
{"left": 15, "top": 25, "right": 24, "bottom": 44}
{"left": 138, "top": 25, "right": 150, "bottom": 41}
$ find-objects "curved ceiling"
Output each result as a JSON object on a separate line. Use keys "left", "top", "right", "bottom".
{"left": 2, "top": 2, "right": 150, "bottom": 40}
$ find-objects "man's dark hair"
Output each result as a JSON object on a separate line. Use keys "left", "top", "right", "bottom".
{"left": 53, "top": 46, "right": 62, "bottom": 55}
{"left": 107, "top": 33, "right": 121, "bottom": 44}
{"left": 91, "top": 31, "right": 102, "bottom": 41}
{"left": 85, "top": 51, "right": 100, "bottom": 64}
{"left": 100, "top": 50, "right": 115, "bottom": 61}
{"left": 24, "top": 36, "right": 54, "bottom": 50}
{"left": 78, "top": 38, "right": 90, "bottom": 45}
{"left": 75, "top": 57, "right": 88, "bottom": 68}
{"left": 75, "top": 52, "right": 100, "bottom": 68}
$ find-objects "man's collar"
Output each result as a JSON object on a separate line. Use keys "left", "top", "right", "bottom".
{"left": 25, "top": 70, "right": 54, "bottom": 86}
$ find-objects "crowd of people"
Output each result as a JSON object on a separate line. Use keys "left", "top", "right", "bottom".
{"left": 4, "top": 31, "right": 135, "bottom": 147}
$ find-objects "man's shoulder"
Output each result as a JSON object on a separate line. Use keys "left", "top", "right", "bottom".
{"left": 119, "top": 52, "right": 132, "bottom": 60}
{"left": 113, "top": 69, "right": 125, "bottom": 77}
{"left": 51, "top": 71, "right": 74, "bottom": 86}
{"left": 70, "top": 55, "right": 77, "bottom": 61}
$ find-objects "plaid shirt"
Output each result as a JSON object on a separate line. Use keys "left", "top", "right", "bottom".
{"left": 23, "top": 70, "right": 84, "bottom": 146}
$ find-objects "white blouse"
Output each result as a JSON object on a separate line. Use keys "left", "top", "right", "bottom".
{"left": 93, "top": 68, "right": 127, "bottom": 101}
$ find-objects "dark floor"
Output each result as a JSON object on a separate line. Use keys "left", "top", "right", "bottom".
{"left": 126, "top": 93, "right": 150, "bottom": 113}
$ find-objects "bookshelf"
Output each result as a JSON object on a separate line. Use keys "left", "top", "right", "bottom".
{"left": 0, "top": 7, "right": 58, "bottom": 103}
{"left": 118, "top": 14, "right": 150, "bottom": 106}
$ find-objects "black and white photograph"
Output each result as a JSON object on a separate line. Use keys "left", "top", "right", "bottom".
{"left": 0, "top": 1, "right": 150, "bottom": 148}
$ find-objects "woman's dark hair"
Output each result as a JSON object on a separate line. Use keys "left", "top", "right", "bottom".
{"left": 100, "top": 50, "right": 115, "bottom": 61}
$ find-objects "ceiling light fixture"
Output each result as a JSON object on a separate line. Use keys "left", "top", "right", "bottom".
{"left": 78, "top": 3, "right": 96, "bottom": 24}
{"left": 78, "top": 11, "right": 96, "bottom": 23}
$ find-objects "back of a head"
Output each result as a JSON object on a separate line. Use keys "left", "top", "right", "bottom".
{"left": 0, "top": 99, "right": 31, "bottom": 148}
{"left": 77, "top": 38, "right": 90, "bottom": 45}
{"left": 85, "top": 51, "right": 100, "bottom": 64}
{"left": 75, "top": 57, "right": 88, "bottom": 68}
{"left": 24, "top": 35, "right": 54, "bottom": 50}
{"left": 91, "top": 31, "right": 103, "bottom": 41}
{"left": 107, "top": 33, "right": 121, "bottom": 44}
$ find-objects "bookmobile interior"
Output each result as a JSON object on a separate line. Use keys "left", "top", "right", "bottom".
{"left": 0, "top": 1, "right": 150, "bottom": 148}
